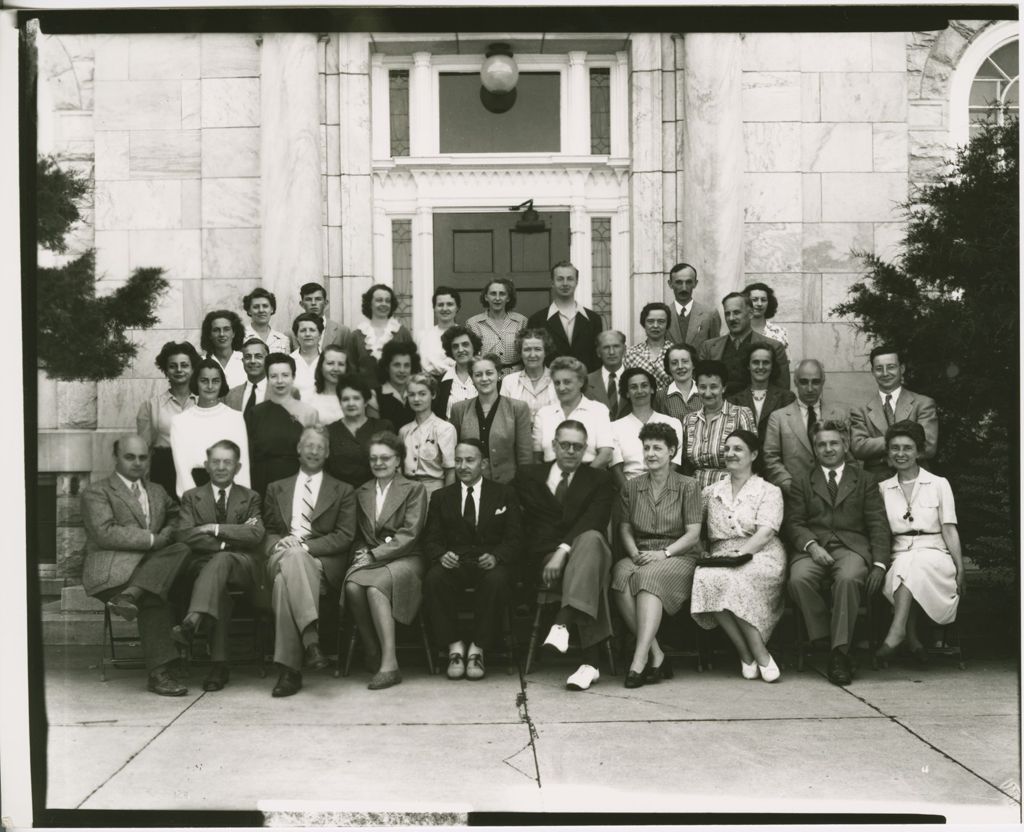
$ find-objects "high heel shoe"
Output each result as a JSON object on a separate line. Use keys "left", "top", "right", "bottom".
{"left": 624, "top": 669, "right": 646, "bottom": 689}
{"left": 741, "top": 659, "right": 759, "bottom": 680}
{"left": 875, "top": 642, "right": 898, "bottom": 659}
{"left": 758, "top": 655, "right": 781, "bottom": 683}
{"left": 642, "top": 655, "right": 673, "bottom": 684}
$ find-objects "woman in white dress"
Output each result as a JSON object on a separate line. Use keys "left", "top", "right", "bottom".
{"left": 304, "top": 344, "right": 348, "bottom": 425}
{"left": 499, "top": 328, "right": 558, "bottom": 421}
{"left": 876, "top": 420, "right": 965, "bottom": 661}
{"left": 415, "top": 285, "right": 460, "bottom": 378}
{"left": 290, "top": 312, "right": 323, "bottom": 400}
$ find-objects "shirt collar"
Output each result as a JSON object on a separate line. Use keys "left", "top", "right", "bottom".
{"left": 547, "top": 301, "right": 578, "bottom": 320}
{"left": 602, "top": 365, "right": 623, "bottom": 382}
{"left": 669, "top": 380, "right": 698, "bottom": 399}
{"left": 675, "top": 299, "right": 693, "bottom": 317}
{"left": 381, "top": 382, "right": 405, "bottom": 400}
{"left": 115, "top": 472, "right": 143, "bottom": 491}
{"left": 822, "top": 463, "right": 846, "bottom": 481}
{"left": 211, "top": 482, "right": 233, "bottom": 500}
{"left": 162, "top": 389, "right": 198, "bottom": 405}
{"left": 301, "top": 470, "right": 324, "bottom": 489}
{"left": 461, "top": 477, "right": 483, "bottom": 494}
{"left": 880, "top": 386, "right": 902, "bottom": 404}
{"left": 798, "top": 398, "right": 823, "bottom": 412}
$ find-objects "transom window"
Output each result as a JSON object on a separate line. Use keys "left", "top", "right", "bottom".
{"left": 968, "top": 39, "right": 1019, "bottom": 138}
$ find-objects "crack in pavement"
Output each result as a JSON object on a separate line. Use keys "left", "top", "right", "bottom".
{"left": 512, "top": 676, "right": 542, "bottom": 788}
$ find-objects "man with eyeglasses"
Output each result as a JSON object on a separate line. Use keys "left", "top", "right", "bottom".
{"left": 850, "top": 346, "right": 938, "bottom": 480}
{"left": 516, "top": 420, "right": 614, "bottom": 691}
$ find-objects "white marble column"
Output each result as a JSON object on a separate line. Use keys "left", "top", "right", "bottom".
{"left": 260, "top": 33, "right": 323, "bottom": 329}
{"left": 681, "top": 33, "right": 743, "bottom": 307}
{"left": 409, "top": 52, "right": 434, "bottom": 157}
{"left": 565, "top": 51, "right": 589, "bottom": 156}
{"left": 569, "top": 202, "right": 591, "bottom": 306}
{"left": 412, "top": 205, "right": 434, "bottom": 332}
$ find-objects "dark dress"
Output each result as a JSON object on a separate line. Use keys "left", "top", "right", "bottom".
{"left": 325, "top": 417, "right": 395, "bottom": 488}
{"left": 245, "top": 401, "right": 304, "bottom": 498}
{"left": 377, "top": 388, "right": 415, "bottom": 431}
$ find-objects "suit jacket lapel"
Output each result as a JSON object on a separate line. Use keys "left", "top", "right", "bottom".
{"left": 477, "top": 479, "right": 499, "bottom": 529}
{"left": 277, "top": 477, "right": 297, "bottom": 526}
{"left": 112, "top": 476, "right": 148, "bottom": 529}
{"left": 810, "top": 468, "right": 833, "bottom": 506}
{"left": 357, "top": 481, "right": 376, "bottom": 525}
{"left": 790, "top": 406, "right": 812, "bottom": 452}
{"left": 895, "top": 391, "right": 913, "bottom": 421}
{"left": 833, "top": 466, "right": 858, "bottom": 507}
{"left": 375, "top": 477, "right": 408, "bottom": 529}
{"left": 310, "top": 477, "right": 337, "bottom": 523}
{"left": 866, "top": 399, "right": 888, "bottom": 436}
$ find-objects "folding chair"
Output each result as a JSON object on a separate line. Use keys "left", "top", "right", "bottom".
{"left": 524, "top": 588, "right": 617, "bottom": 676}
{"left": 336, "top": 609, "right": 436, "bottom": 678}
{"left": 792, "top": 592, "right": 881, "bottom": 671}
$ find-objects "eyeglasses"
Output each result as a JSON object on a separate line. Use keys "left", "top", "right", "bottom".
{"left": 556, "top": 441, "right": 586, "bottom": 453}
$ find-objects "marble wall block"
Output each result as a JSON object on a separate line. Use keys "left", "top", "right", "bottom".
{"left": 38, "top": 431, "right": 94, "bottom": 473}
{"left": 801, "top": 123, "right": 873, "bottom": 172}
{"left": 181, "top": 180, "right": 202, "bottom": 229}
{"left": 327, "top": 226, "right": 343, "bottom": 278}
{"left": 801, "top": 73, "right": 821, "bottom": 122}
{"left": 630, "top": 69, "right": 662, "bottom": 173}
{"left": 57, "top": 382, "right": 98, "bottom": 430}
{"left": 630, "top": 171, "right": 664, "bottom": 274}
{"left": 90, "top": 431, "right": 122, "bottom": 475}
{"left": 744, "top": 122, "right": 801, "bottom": 172}
{"left": 201, "top": 178, "right": 260, "bottom": 228}
{"left": 327, "top": 177, "right": 342, "bottom": 226}
{"left": 828, "top": 370, "right": 879, "bottom": 405}
{"left": 871, "top": 32, "right": 908, "bottom": 72}
{"left": 630, "top": 33, "right": 662, "bottom": 73}
{"left": 129, "top": 230, "right": 202, "bottom": 280}
{"left": 38, "top": 371, "right": 59, "bottom": 430}
{"left": 201, "top": 77, "right": 260, "bottom": 127}
{"left": 743, "top": 272, "right": 803, "bottom": 322}
{"left": 339, "top": 175, "right": 374, "bottom": 275}
{"left": 744, "top": 173, "right": 802, "bottom": 222}
{"left": 802, "top": 322, "right": 872, "bottom": 371}
{"left": 325, "top": 36, "right": 339, "bottom": 74}
{"left": 200, "top": 278, "right": 259, "bottom": 316}
{"left": 743, "top": 223, "right": 802, "bottom": 273}
{"left": 94, "top": 230, "right": 130, "bottom": 280}
{"left": 150, "top": 280, "right": 185, "bottom": 329}
{"left": 201, "top": 127, "right": 260, "bottom": 178}
{"left": 56, "top": 492, "right": 83, "bottom": 527}
{"left": 182, "top": 283, "right": 204, "bottom": 329}
{"left": 337, "top": 32, "right": 372, "bottom": 75}
{"left": 801, "top": 272, "right": 823, "bottom": 324}
{"left": 326, "top": 73, "right": 340, "bottom": 125}
{"left": 821, "top": 273, "right": 866, "bottom": 322}
{"left": 97, "top": 378, "right": 164, "bottom": 428}
{"left": 740, "top": 33, "right": 799, "bottom": 71}
{"left": 94, "top": 35, "right": 130, "bottom": 81}
{"left": 819, "top": 73, "right": 907, "bottom": 122}
{"left": 120, "top": 328, "right": 195, "bottom": 380}
{"left": 95, "top": 180, "right": 182, "bottom": 230}
{"left": 56, "top": 527, "right": 87, "bottom": 579}
{"left": 873, "top": 222, "right": 907, "bottom": 261}
{"left": 802, "top": 174, "right": 822, "bottom": 222}
{"left": 202, "top": 228, "right": 262, "bottom": 279}
{"left": 338, "top": 73, "right": 372, "bottom": 176}
{"left": 326, "top": 126, "right": 341, "bottom": 176}
{"left": 182, "top": 80, "right": 201, "bottom": 129}
{"left": 908, "top": 102, "right": 944, "bottom": 128}
{"left": 128, "top": 34, "right": 199, "bottom": 80}
{"left": 741, "top": 72, "right": 801, "bottom": 121}
{"left": 802, "top": 222, "right": 873, "bottom": 272}
{"left": 94, "top": 81, "right": 181, "bottom": 130}
{"left": 797, "top": 32, "right": 873, "bottom": 72}
{"left": 129, "top": 130, "right": 201, "bottom": 179}
{"left": 94, "top": 131, "right": 129, "bottom": 180}
{"left": 821, "top": 173, "right": 906, "bottom": 222}
{"left": 872, "top": 124, "right": 908, "bottom": 172}
{"left": 200, "top": 34, "right": 261, "bottom": 78}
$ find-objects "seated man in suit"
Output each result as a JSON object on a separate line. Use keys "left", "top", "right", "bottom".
{"left": 526, "top": 261, "right": 604, "bottom": 373}
{"left": 850, "top": 345, "right": 938, "bottom": 479}
{"left": 81, "top": 435, "right": 193, "bottom": 696}
{"left": 785, "top": 421, "right": 892, "bottom": 686}
{"left": 171, "top": 439, "right": 266, "bottom": 691}
{"left": 422, "top": 439, "right": 523, "bottom": 681}
{"left": 665, "top": 262, "right": 721, "bottom": 350}
{"left": 697, "top": 292, "right": 790, "bottom": 393}
{"left": 585, "top": 330, "right": 631, "bottom": 420}
{"left": 516, "top": 420, "right": 614, "bottom": 691}
{"left": 263, "top": 425, "right": 357, "bottom": 697}
{"left": 763, "top": 359, "right": 850, "bottom": 495}
{"left": 224, "top": 337, "right": 268, "bottom": 413}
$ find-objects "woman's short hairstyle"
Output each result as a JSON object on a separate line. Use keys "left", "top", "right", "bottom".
{"left": 242, "top": 286, "right": 277, "bottom": 313}
{"left": 292, "top": 311, "right": 325, "bottom": 335}
{"left": 515, "top": 327, "right": 556, "bottom": 366}
{"left": 432, "top": 285, "right": 462, "bottom": 310}
{"left": 638, "top": 421, "right": 679, "bottom": 454}
{"left": 361, "top": 283, "right": 399, "bottom": 319}
{"left": 368, "top": 430, "right": 406, "bottom": 463}
{"left": 639, "top": 301, "right": 672, "bottom": 327}
{"left": 155, "top": 340, "right": 201, "bottom": 374}
{"left": 335, "top": 373, "right": 372, "bottom": 404}
{"left": 189, "top": 356, "right": 230, "bottom": 398}
{"left": 548, "top": 355, "right": 588, "bottom": 384}
{"left": 314, "top": 344, "right": 348, "bottom": 393}
{"left": 738, "top": 342, "right": 782, "bottom": 386}
{"left": 663, "top": 343, "right": 698, "bottom": 375}
{"left": 377, "top": 340, "right": 422, "bottom": 383}
{"left": 441, "top": 325, "right": 482, "bottom": 359}
{"left": 693, "top": 359, "right": 730, "bottom": 387}
{"left": 478, "top": 277, "right": 518, "bottom": 310}
{"left": 200, "top": 309, "right": 245, "bottom": 353}
{"left": 725, "top": 428, "right": 761, "bottom": 456}
{"left": 406, "top": 372, "right": 438, "bottom": 397}
{"left": 470, "top": 353, "right": 502, "bottom": 375}
{"left": 265, "top": 351, "right": 296, "bottom": 376}
{"left": 885, "top": 419, "right": 926, "bottom": 453}
{"left": 742, "top": 282, "right": 779, "bottom": 319}
{"left": 619, "top": 366, "right": 659, "bottom": 399}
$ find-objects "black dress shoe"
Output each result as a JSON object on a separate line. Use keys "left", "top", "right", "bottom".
{"left": 147, "top": 667, "right": 188, "bottom": 696}
{"left": 642, "top": 656, "right": 674, "bottom": 684}
{"left": 624, "top": 669, "right": 646, "bottom": 689}
{"left": 107, "top": 593, "right": 139, "bottom": 621}
{"left": 272, "top": 669, "right": 302, "bottom": 697}
{"left": 171, "top": 619, "right": 197, "bottom": 648}
{"left": 304, "top": 643, "right": 330, "bottom": 671}
{"left": 202, "top": 663, "right": 229, "bottom": 692}
{"left": 909, "top": 646, "right": 929, "bottom": 666}
{"left": 827, "top": 650, "right": 852, "bottom": 686}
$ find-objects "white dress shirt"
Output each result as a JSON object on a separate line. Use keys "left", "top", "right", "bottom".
{"left": 798, "top": 398, "right": 825, "bottom": 430}
{"left": 374, "top": 478, "right": 393, "bottom": 521}
{"left": 548, "top": 301, "right": 579, "bottom": 342}
{"left": 241, "top": 378, "right": 267, "bottom": 408}
{"left": 545, "top": 463, "right": 575, "bottom": 496}
{"left": 674, "top": 299, "right": 694, "bottom": 319}
{"left": 879, "top": 386, "right": 902, "bottom": 411}
{"left": 460, "top": 478, "right": 483, "bottom": 525}
{"left": 291, "top": 349, "right": 320, "bottom": 400}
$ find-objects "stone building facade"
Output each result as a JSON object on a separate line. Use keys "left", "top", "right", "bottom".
{"left": 33, "top": 23, "right": 1017, "bottom": 588}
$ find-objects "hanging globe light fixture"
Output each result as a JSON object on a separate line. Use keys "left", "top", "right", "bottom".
{"left": 479, "top": 42, "right": 519, "bottom": 113}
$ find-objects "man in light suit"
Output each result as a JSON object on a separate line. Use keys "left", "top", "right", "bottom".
{"left": 665, "top": 263, "right": 721, "bottom": 350}
{"left": 422, "top": 440, "right": 523, "bottom": 681}
{"left": 785, "top": 422, "right": 891, "bottom": 686}
{"left": 224, "top": 337, "right": 268, "bottom": 413}
{"left": 263, "top": 425, "right": 357, "bottom": 697}
{"left": 698, "top": 292, "right": 790, "bottom": 393}
{"left": 516, "top": 421, "right": 614, "bottom": 692}
{"left": 585, "top": 330, "right": 631, "bottom": 420}
{"left": 850, "top": 346, "right": 938, "bottom": 479}
{"left": 81, "top": 435, "right": 193, "bottom": 696}
{"left": 763, "top": 359, "right": 850, "bottom": 495}
{"left": 172, "top": 439, "right": 266, "bottom": 691}
{"left": 526, "top": 261, "right": 605, "bottom": 373}
{"left": 292, "top": 281, "right": 356, "bottom": 356}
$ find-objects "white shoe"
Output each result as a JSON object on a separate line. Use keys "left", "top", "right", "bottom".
{"left": 758, "top": 656, "right": 781, "bottom": 683}
{"left": 741, "top": 659, "right": 759, "bottom": 679}
{"left": 542, "top": 624, "right": 569, "bottom": 654}
{"left": 566, "top": 664, "right": 600, "bottom": 691}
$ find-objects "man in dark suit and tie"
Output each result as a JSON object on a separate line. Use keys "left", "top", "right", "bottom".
{"left": 585, "top": 330, "right": 631, "bottom": 420}
{"left": 224, "top": 337, "right": 268, "bottom": 413}
{"left": 81, "top": 435, "right": 193, "bottom": 696}
{"left": 665, "top": 263, "right": 721, "bottom": 350}
{"left": 516, "top": 420, "right": 614, "bottom": 691}
{"left": 527, "top": 261, "right": 605, "bottom": 373}
{"left": 171, "top": 439, "right": 266, "bottom": 691}
{"left": 262, "top": 425, "right": 357, "bottom": 697}
{"left": 697, "top": 292, "right": 790, "bottom": 393}
{"left": 785, "top": 421, "right": 892, "bottom": 686}
{"left": 422, "top": 439, "right": 522, "bottom": 681}
{"left": 850, "top": 346, "right": 938, "bottom": 479}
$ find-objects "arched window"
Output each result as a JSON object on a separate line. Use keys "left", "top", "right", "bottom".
{"left": 950, "top": 22, "right": 1019, "bottom": 145}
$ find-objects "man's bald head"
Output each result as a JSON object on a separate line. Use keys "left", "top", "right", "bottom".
{"left": 113, "top": 434, "right": 150, "bottom": 481}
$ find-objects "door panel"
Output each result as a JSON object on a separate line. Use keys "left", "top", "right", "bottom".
{"left": 433, "top": 211, "right": 570, "bottom": 322}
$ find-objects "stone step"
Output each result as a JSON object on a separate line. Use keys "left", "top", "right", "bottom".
{"left": 43, "top": 610, "right": 139, "bottom": 646}
{"left": 40, "top": 577, "right": 65, "bottom": 599}
{"left": 61, "top": 585, "right": 105, "bottom": 612}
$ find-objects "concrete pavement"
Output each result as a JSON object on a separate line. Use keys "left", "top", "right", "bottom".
{"left": 44, "top": 645, "right": 1020, "bottom": 823}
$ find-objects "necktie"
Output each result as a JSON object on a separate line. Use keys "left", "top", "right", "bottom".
{"left": 245, "top": 382, "right": 257, "bottom": 414}
{"left": 215, "top": 488, "right": 227, "bottom": 523}
{"left": 463, "top": 485, "right": 476, "bottom": 528}
{"left": 130, "top": 480, "right": 149, "bottom": 525}
{"left": 827, "top": 469, "right": 838, "bottom": 504}
{"left": 883, "top": 393, "right": 895, "bottom": 426}
{"left": 806, "top": 404, "right": 818, "bottom": 444}
{"left": 554, "top": 471, "right": 570, "bottom": 506}
{"left": 299, "top": 477, "right": 314, "bottom": 539}
{"left": 606, "top": 371, "right": 618, "bottom": 418}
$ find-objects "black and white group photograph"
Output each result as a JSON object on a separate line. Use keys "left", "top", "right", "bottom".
{"left": 1, "top": 1, "right": 1020, "bottom": 829}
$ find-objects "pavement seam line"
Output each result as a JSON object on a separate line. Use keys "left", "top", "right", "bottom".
{"left": 74, "top": 691, "right": 208, "bottom": 809}
{"left": 810, "top": 663, "right": 1021, "bottom": 805}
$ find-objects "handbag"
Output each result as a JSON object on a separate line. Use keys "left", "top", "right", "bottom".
{"left": 695, "top": 553, "right": 752, "bottom": 568}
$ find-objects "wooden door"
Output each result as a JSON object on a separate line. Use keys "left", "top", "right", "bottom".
{"left": 432, "top": 211, "right": 570, "bottom": 322}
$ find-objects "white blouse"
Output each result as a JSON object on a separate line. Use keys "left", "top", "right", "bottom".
{"left": 610, "top": 412, "right": 684, "bottom": 479}
{"left": 879, "top": 470, "right": 957, "bottom": 553}
{"left": 169, "top": 403, "right": 251, "bottom": 498}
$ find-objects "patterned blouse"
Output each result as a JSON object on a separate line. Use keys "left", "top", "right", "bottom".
{"left": 762, "top": 321, "right": 789, "bottom": 347}
{"left": 654, "top": 380, "right": 702, "bottom": 422}
{"left": 244, "top": 326, "right": 291, "bottom": 355}
{"left": 466, "top": 311, "right": 529, "bottom": 373}
{"left": 702, "top": 474, "right": 784, "bottom": 544}
{"left": 682, "top": 401, "right": 756, "bottom": 492}
{"left": 620, "top": 471, "right": 702, "bottom": 549}
{"left": 500, "top": 369, "right": 558, "bottom": 420}
{"left": 623, "top": 342, "right": 673, "bottom": 391}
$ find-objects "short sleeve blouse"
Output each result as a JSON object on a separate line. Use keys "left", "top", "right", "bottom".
{"left": 702, "top": 475, "right": 784, "bottom": 542}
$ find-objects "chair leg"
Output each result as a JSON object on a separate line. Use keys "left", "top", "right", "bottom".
{"left": 794, "top": 607, "right": 805, "bottom": 672}
{"left": 341, "top": 624, "right": 357, "bottom": 678}
{"left": 694, "top": 626, "right": 705, "bottom": 673}
{"left": 524, "top": 602, "right": 545, "bottom": 676}
{"left": 502, "top": 606, "right": 518, "bottom": 675}
{"left": 603, "top": 638, "right": 617, "bottom": 677}
{"left": 418, "top": 613, "right": 436, "bottom": 676}
{"left": 99, "top": 605, "right": 112, "bottom": 682}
